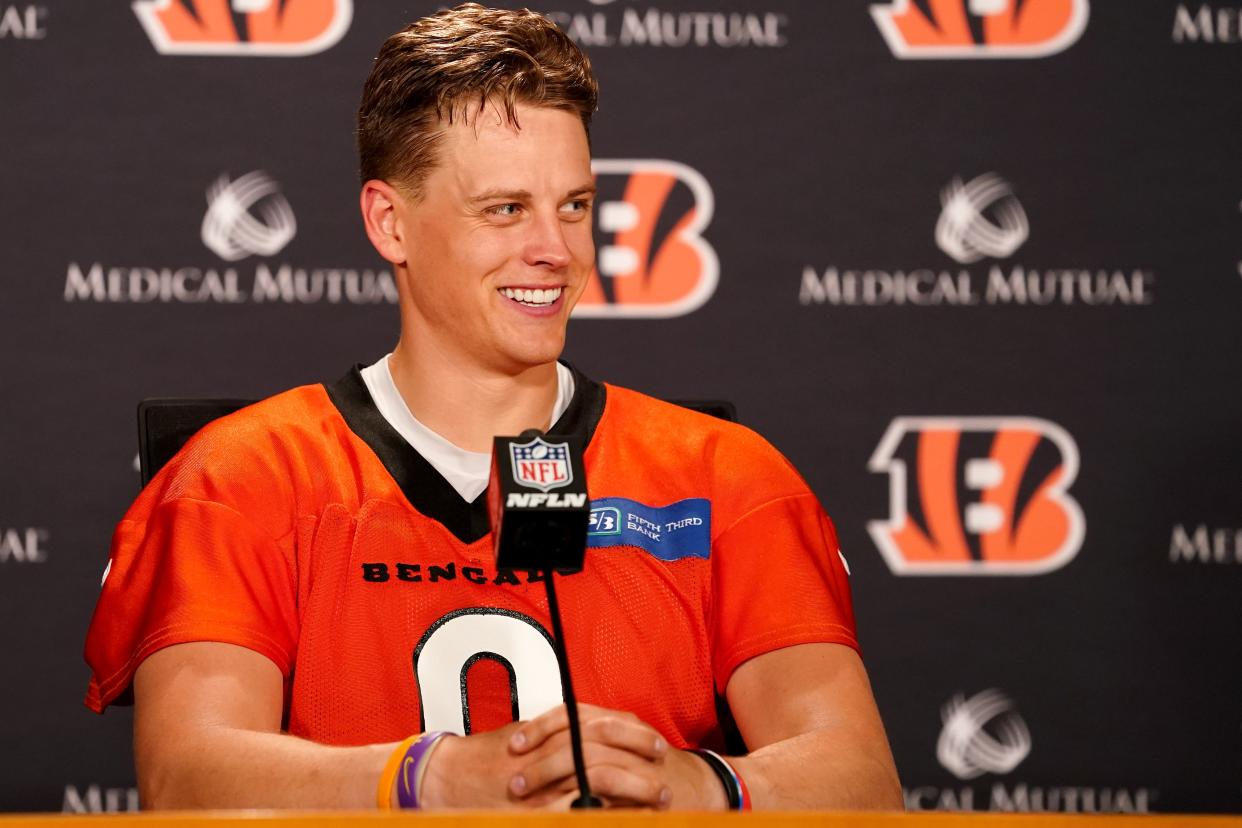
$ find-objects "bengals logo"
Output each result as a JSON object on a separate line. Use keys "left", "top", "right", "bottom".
{"left": 871, "top": 0, "right": 1089, "bottom": 59}
{"left": 133, "top": 0, "right": 353, "bottom": 56}
{"left": 868, "top": 417, "right": 1084, "bottom": 575}
{"left": 574, "top": 160, "right": 718, "bottom": 319}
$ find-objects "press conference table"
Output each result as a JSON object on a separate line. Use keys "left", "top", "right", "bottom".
{"left": 4, "top": 813, "right": 1241, "bottom": 827}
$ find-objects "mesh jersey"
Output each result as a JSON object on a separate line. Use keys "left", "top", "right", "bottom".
{"left": 84, "top": 366, "right": 857, "bottom": 750}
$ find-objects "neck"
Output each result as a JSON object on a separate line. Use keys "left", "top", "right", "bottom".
{"left": 387, "top": 337, "right": 560, "bottom": 454}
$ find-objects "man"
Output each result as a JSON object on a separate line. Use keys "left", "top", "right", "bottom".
{"left": 84, "top": 3, "right": 901, "bottom": 811}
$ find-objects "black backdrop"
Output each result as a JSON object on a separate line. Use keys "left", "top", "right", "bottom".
{"left": 1, "top": 0, "right": 1239, "bottom": 815}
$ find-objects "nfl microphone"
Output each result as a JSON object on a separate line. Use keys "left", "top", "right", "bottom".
{"left": 488, "top": 429, "right": 590, "bottom": 573}
{"left": 488, "top": 429, "right": 601, "bottom": 808}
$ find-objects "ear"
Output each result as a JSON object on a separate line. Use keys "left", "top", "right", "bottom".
{"left": 360, "top": 180, "right": 408, "bottom": 265}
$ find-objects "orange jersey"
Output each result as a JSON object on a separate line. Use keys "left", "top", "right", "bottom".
{"left": 84, "top": 366, "right": 857, "bottom": 749}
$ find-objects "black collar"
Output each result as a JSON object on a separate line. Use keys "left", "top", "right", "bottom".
{"left": 323, "top": 363, "right": 607, "bottom": 544}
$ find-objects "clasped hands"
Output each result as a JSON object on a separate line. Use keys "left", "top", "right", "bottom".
{"left": 413, "top": 703, "right": 725, "bottom": 810}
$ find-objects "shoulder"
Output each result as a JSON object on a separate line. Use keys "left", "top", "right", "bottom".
{"left": 595, "top": 383, "right": 815, "bottom": 520}
{"left": 133, "top": 383, "right": 346, "bottom": 525}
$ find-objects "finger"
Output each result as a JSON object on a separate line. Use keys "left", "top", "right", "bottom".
{"left": 539, "top": 790, "right": 582, "bottom": 811}
{"left": 511, "top": 705, "right": 662, "bottom": 759}
{"left": 581, "top": 713, "right": 667, "bottom": 760}
{"left": 582, "top": 763, "right": 670, "bottom": 809}
{"left": 510, "top": 704, "right": 569, "bottom": 754}
{"left": 509, "top": 703, "right": 636, "bottom": 753}
{"left": 512, "top": 742, "right": 659, "bottom": 799}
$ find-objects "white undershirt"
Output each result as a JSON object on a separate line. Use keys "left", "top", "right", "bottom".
{"left": 360, "top": 354, "right": 574, "bottom": 502}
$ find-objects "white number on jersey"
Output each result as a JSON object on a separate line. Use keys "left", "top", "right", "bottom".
{"left": 414, "top": 608, "right": 563, "bottom": 734}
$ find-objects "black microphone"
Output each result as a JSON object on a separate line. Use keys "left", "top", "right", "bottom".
{"left": 488, "top": 428, "right": 589, "bottom": 574}
{"left": 488, "top": 429, "right": 601, "bottom": 809}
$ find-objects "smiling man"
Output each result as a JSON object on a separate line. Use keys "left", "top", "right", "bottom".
{"left": 83, "top": 3, "right": 901, "bottom": 812}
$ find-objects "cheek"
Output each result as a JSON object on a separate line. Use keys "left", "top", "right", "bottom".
{"left": 565, "top": 222, "right": 596, "bottom": 265}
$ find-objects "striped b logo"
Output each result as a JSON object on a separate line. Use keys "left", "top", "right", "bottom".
{"left": 868, "top": 417, "right": 1084, "bottom": 575}
{"left": 575, "top": 160, "right": 718, "bottom": 319}
{"left": 133, "top": 0, "right": 352, "bottom": 56}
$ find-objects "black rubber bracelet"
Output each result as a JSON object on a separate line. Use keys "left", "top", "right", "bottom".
{"left": 693, "top": 749, "right": 742, "bottom": 810}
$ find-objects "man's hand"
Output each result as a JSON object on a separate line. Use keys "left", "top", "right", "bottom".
{"left": 498, "top": 703, "right": 726, "bottom": 810}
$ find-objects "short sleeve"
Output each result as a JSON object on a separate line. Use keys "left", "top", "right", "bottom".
{"left": 83, "top": 496, "right": 298, "bottom": 712}
{"left": 709, "top": 493, "right": 858, "bottom": 692}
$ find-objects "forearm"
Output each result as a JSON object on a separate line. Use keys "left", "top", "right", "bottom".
{"left": 730, "top": 727, "right": 903, "bottom": 811}
{"left": 137, "top": 725, "right": 396, "bottom": 810}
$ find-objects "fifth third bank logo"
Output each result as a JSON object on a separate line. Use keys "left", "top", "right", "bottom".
{"left": 871, "top": 0, "right": 1089, "bottom": 59}
{"left": 133, "top": 0, "right": 352, "bottom": 56}
{"left": 868, "top": 417, "right": 1084, "bottom": 575}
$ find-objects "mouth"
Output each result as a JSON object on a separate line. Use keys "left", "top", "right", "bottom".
{"left": 498, "top": 286, "right": 564, "bottom": 309}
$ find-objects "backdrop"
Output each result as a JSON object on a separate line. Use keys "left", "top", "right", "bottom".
{"left": 1, "top": 0, "right": 1239, "bottom": 815}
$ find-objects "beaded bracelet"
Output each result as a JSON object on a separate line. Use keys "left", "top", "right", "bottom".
{"left": 694, "top": 748, "right": 752, "bottom": 811}
{"left": 376, "top": 731, "right": 450, "bottom": 810}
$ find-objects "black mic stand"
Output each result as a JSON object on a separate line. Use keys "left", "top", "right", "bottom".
{"left": 541, "top": 569, "right": 603, "bottom": 809}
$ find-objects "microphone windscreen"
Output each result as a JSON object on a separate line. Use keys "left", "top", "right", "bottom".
{"left": 489, "top": 430, "right": 590, "bottom": 574}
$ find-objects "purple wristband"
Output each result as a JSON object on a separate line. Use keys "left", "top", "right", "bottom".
{"left": 395, "top": 731, "right": 449, "bottom": 809}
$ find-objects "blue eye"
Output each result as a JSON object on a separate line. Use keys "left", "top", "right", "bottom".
{"left": 489, "top": 203, "right": 521, "bottom": 217}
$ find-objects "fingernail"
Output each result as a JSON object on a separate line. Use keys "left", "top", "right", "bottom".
{"left": 660, "top": 787, "right": 672, "bottom": 805}
{"left": 511, "top": 731, "right": 526, "bottom": 750}
{"left": 510, "top": 774, "right": 527, "bottom": 794}
{"left": 654, "top": 737, "right": 666, "bottom": 753}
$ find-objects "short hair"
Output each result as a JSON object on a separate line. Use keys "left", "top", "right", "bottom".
{"left": 357, "top": 3, "right": 599, "bottom": 195}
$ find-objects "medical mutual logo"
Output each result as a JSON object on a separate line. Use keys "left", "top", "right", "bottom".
{"left": 906, "top": 689, "right": 1156, "bottom": 812}
{"left": 936, "top": 174, "right": 1028, "bottom": 264}
{"left": 546, "top": 3, "right": 787, "bottom": 49}
{"left": 0, "top": 527, "right": 48, "bottom": 563}
{"left": 872, "top": 0, "right": 1089, "bottom": 58}
{"left": 64, "top": 170, "right": 394, "bottom": 305}
{"left": 575, "top": 159, "right": 718, "bottom": 318}
{"left": 937, "top": 689, "right": 1031, "bottom": 780}
{"left": 63, "top": 785, "right": 138, "bottom": 814}
{"left": 201, "top": 171, "right": 296, "bottom": 261}
{"left": 0, "top": 4, "right": 47, "bottom": 39}
{"left": 133, "top": 0, "right": 352, "bottom": 56}
{"left": 800, "top": 170, "right": 1155, "bottom": 307}
{"left": 867, "top": 417, "right": 1084, "bottom": 576}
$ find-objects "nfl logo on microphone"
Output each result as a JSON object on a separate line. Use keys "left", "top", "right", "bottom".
{"left": 510, "top": 437, "right": 573, "bottom": 492}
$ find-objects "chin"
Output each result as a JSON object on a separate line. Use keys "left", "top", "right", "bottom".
{"left": 496, "top": 342, "right": 565, "bottom": 373}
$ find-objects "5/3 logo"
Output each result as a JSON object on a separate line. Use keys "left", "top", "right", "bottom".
{"left": 588, "top": 507, "right": 621, "bottom": 536}
{"left": 868, "top": 417, "right": 1084, "bottom": 575}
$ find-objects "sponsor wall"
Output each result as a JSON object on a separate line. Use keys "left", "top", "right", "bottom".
{"left": 1, "top": 0, "right": 1239, "bottom": 815}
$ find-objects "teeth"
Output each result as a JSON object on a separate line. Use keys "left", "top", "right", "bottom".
{"left": 501, "top": 287, "right": 562, "bottom": 306}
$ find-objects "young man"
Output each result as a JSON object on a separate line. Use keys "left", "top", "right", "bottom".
{"left": 84, "top": 4, "right": 901, "bottom": 811}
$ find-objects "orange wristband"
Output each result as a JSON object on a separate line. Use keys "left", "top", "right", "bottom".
{"left": 376, "top": 734, "right": 421, "bottom": 810}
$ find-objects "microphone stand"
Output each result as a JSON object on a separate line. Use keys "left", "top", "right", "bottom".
{"left": 541, "top": 569, "right": 603, "bottom": 809}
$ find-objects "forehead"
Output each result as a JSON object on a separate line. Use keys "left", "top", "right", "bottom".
{"left": 431, "top": 101, "right": 592, "bottom": 193}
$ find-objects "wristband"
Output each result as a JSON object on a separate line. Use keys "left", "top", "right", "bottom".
{"left": 694, "top": 748, "right": 751, "bottom": 811}
{"left": 376, "top": 731, "right": 450, "bottom": 810}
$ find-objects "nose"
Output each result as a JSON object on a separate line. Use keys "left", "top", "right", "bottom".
{"left": 522, "top": 209, "right": 573, "bottom": 271}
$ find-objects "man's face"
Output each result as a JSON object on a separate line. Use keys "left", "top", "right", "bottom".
{"left": 393, "top": 102, "right": 595, "bottom": 375}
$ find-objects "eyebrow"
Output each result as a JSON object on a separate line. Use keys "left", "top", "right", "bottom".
{"left": 468, "top": 183, "right": 597, "bottom": 204}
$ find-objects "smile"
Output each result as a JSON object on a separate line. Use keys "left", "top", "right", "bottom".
{"left": 499, "top": 286, "right": 563, "bottom": 307}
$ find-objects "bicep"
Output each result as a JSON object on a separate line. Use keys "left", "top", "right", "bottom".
{"left": 724, "top": 642, "right": 890, "bottom": 750}
{"left": 133, "top": 641, "right": 286, "bottom": 750}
